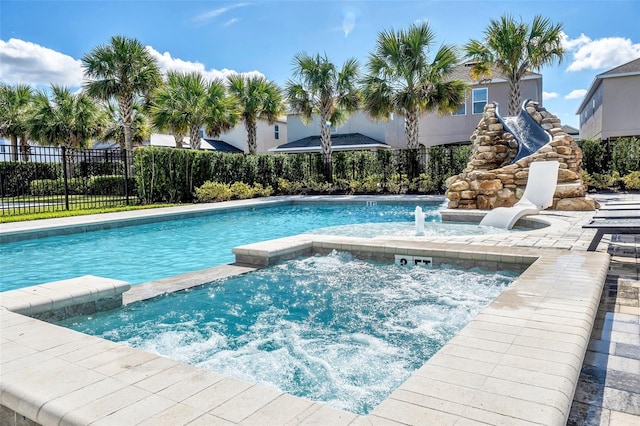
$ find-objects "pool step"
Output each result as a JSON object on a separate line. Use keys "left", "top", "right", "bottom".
{"left": 0, "top": 275, "right": 130, "bottom": 322}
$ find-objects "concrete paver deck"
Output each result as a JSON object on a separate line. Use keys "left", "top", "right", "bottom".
{"left": 1, "top": 194, "right": 639, "bottom": 425}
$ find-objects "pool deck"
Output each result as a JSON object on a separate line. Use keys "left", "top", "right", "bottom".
{"left": 1, "top": 194, "right": 639, "bottom": 426}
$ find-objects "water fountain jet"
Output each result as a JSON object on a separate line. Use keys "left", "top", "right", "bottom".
{"left": 415, "top": 206, "right": 425, "bottom": 236}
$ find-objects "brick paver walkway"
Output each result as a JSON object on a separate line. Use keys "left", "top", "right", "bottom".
{"left": 568, "top": 220, "right": 640, "bottom": 425}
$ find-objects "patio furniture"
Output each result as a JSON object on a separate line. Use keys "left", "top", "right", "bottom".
{"left": 597, "top": 202, "right": 640, "bottom": 210}
{"left": 583, "top": 218, "right": 640, "bottom": 251}
{"left": 480, "top": 161, "right": 559, "bottom": 229}
{"left": 593, "top": 209, "right": 640, "bottom": 219}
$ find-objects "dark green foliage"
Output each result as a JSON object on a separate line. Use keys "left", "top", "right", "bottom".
{"left": 76, "top": 160, "right": 123, "bottom": 177}
{"left": 87, "top": 175, "right": 136, "bottom": 196}
{"left": 0, "top": 161, "right": 61, "bottom": 196}
{"left": 133, "top": 145, "right": 473, "bottom": 203}
{"left": 29, "top": 175, "right": 135, "bottom": 196}
{"left": 577, "top": 138, "right": 605, "bottom": 174}
{"left": 612, "top": 137, "right": 639, "bottom": 176}
{"left": 29, "top": 179, "right": 66, "bottom": 195}
{"left": 426, "top": 145, "right": 472, "bottom": 192}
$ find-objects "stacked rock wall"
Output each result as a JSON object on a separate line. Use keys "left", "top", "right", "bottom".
{"left": 445, "top": 101, "right": 596, "bottom": 211}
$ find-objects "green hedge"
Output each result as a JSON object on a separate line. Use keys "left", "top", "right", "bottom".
{"left": 0, "top": 161, "right": 61, "bottom": 196}
{"left": 29, "top": 176, "right": 135, "bottom": 196}
{"left": 134, "top": 145, "right": 472, "bottom": 203}
{"left": 578, "top": 136, "right": 640, "bottom": 175}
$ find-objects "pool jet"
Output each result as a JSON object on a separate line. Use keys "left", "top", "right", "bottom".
{"left": 415, "top": 206, "right": 425, "bottom": 236}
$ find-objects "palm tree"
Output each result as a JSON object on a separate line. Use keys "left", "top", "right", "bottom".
{"left": 285, "top": 53, "right": 360, "bottom": 180}
{"left": 150, "top": 71, "right": 238, "bottom": 150}
{"left": 101, "top": 99, "right": 151, "bottom": 148}
{"left": 28, "top": 85, "right": 105, "bottom": 149}
{"left": 149, "top": 72, "right": 190, "bottom": 148}
{"left": 0, "top": 83, "right": 33, "bottom": 161}
{"left": 29, "top": 85, "right": 105, "bottom": 179}
{"left": 362, "top": 22, "right": 467, "bottom": 150}
{"left": 227, "top": 74, "right": 283, "bottom": 154}
{"left": 465, "top": 15, "right": 564, "bottom": 115}
{"left": 82, "top": 35, "right": 161, "bottom": 152}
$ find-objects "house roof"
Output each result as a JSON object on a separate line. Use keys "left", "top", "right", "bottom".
{"left": 598, "top": 57, "right": 640, "bottom": 76}
{"left": 448, "top": 61, "right": 542, "bottom": 85}
{"left": 202, "top": 138, "right": 243, "bottom": 153}
{"left": 561, "top": 124, "right": 579, "bottom": 135}
{"left": 576, "top": 57, "right": 640, "bottom": 114}
{"left": 149, "top": 133, "right": 243, "bottom": 153}
{"left": 269, "top": 133, "right": 390, "bottom": 153}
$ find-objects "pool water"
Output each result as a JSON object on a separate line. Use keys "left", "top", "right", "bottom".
{"left": 59, "top": 251, "right": 517, "bottom": 414}
{"left": 1, "top": 202, "right": 508, "bottom": 292}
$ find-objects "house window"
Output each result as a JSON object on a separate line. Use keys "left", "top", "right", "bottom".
{"left": 472, "top": 88, "right": 488, "bottom": 114}
{"left": 274, "top": 124, "right": 279, "bottom": 140}
{"left": 452, "top": 101, "right": 466, "bottom": 116}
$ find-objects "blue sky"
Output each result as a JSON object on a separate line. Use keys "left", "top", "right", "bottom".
{"left": 1, "top": 0, "right": 639, "bottom": 128}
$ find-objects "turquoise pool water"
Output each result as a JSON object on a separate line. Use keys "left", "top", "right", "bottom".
{"left": 59, "top": 251, "right": 516, "bottom": 414}
{"left": 0, "top": 202, "right": 508, "bottom": 292}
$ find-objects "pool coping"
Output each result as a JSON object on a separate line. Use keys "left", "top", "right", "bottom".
{"left": 1, "top": 232, "right": 610, "bottom": 425}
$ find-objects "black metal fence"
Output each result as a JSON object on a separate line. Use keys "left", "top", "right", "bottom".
{"left": 0, "top": 144, "right": 134, "bottom": 215}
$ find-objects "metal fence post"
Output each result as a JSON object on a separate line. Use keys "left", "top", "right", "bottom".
{"left": 123, "top": 149, "right": 130, "bottom": 205}
{"left": 61, "top": 146, "right": 70, "bottom": 210}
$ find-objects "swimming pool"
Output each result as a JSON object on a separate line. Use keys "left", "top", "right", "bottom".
{"left": 58, "top": 251, "right": 517, "bottom": 414}
{"left": 0, "top": 201, "right": 509, "bottom": 292}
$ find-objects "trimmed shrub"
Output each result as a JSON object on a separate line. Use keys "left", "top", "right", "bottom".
{"left": 612, "top": 137, "right": 640, "bottom": 175}
{"left": 276, "top": 178, "right": 303, "bottom": 195}
{"left": 30, "top": 179, "right": 65, "bottom": 196}
{"left": 252, "top": 183, "right": 273, "bottom": 197}
{"left": 195, "top": 181, "right": 232, "bottom": 202}
{"left": 622, "top": 171, "right": 640, "bottom": 190}
{"left": 577, "top": 138, "right": 606, "bottom": 174}
{"left": 230, "top": 182, "right": 254, "bottom": 199}
{"left": 87, "top": 175, "right": 135, "bottom": 196}
{"left": 0, "top": 161, "right": 61, "bottom": 196}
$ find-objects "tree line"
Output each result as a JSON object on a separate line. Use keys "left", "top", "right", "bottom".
{"left": 1, "top": 15, "right": 564, "bottom": 182}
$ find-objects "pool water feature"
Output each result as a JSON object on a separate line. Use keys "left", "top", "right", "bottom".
{"left": 0, "top": 202, "right": 509, "bottom": 292}
{"left": 58, "top": 251, "right": 517, "bottom": 415}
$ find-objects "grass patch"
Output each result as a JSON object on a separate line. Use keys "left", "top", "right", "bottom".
{"left": 0, "top": 204, "right": 183, "bottom": 223}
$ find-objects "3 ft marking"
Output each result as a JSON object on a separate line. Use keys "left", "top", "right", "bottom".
{"left": 395, "top": 255, "right": 433, "bottom": 267}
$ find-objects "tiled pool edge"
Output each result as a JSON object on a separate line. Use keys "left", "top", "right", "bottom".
{"left": 1, "top": 237, "right": 609, "bottom": 425}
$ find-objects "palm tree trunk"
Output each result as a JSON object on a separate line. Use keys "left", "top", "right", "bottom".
{"left": 19, "top": 134, "right": 30, "bottom": 162}
{"left": 9, "top": 135, "right": 18, "bottom": 161}
{"left": 405, "top": 109, "right": 419, "bottom": 149}
{"left": 246, "top": 117, "right": 257, "bottom": 155}
{"left": 119, "top": 94, "right": 134, "bottom": 152}
{"left": 509, "top": 77, "right": 522, "bottom": 116}
{"left": 173, "top": 134, "right": 184, "bottom": 149}
{"left": 189, "top": 125, "right": 201, "bottom": 150}
{"left": 320, "top": 116, "right": 332, "bottom": 182}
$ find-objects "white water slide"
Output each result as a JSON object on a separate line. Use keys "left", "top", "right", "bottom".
{"left": 497, "top": 99, "right": 553, "bottom": 163}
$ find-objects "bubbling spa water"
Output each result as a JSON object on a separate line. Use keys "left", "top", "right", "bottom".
{"left": 60, "top": 251, "right": 517, "bottom": 414}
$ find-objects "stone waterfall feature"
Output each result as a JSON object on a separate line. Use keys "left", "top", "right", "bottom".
{"left": 445, "top": 100, "right": 596, "bottom": 211}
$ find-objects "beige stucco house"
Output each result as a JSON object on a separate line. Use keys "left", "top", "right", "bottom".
{"left": 205, "top": 117, "right": 287, "bottom": 154}
{"left": 149, "top": 117, "right": 287, "bottom": 154}
{"left": 275, "top": 62, "right": 543, "bottom": 153}
{"left": 577, "top": 57, "right": 640, "bottom": 141}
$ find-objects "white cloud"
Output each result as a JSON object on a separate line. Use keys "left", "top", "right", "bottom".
{"left": 0, "top": 38, "right": 267, "bottom": 89}
{"left": 192, "top": 2, "right": 250, "bottom": 25}
{"left": 0, "top": 38, "right": 84, "bottom": 87}
{"left": 561, "top": 32, "right": 640, "bottom": 72}
{"left": 224, "top": 18, "right": 240, "bottom": 27}
{"left": 145, "top": 46, "right": 265, "bottom": 82}
{"left": 543, "top": 91, "right": 558, "bottom": 100}
{"left": 565, "top": 89, "right": 587, "bottom": 100}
